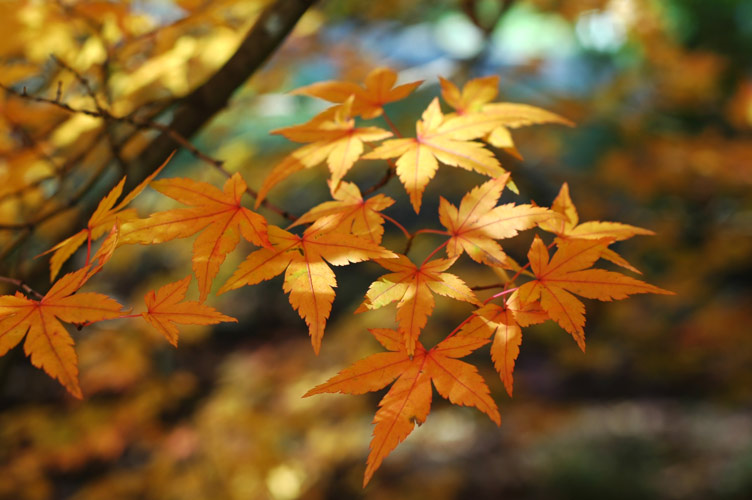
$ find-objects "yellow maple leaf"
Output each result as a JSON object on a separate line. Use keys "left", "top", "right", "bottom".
{"left": 439, "top": 75, "right": 573, "bottom": 159}
{"left": 291, "top": 66, "right": 423, "bottom": 119}
{"left": 141, "top": 276, "right": 237, "bottom": 346}
{"left": 458, "top": 294, "right": 547, "bottom": 396}
{"left": 256, "top": 99, "right": 391, "bottom": 205}
{"left": 538, "top": 183, "right": 655, "bottom": 273}
{"left": 289, "top": 180, "right": 394, "bottom": 244}
{"left": 359, "top": 254, "right": 480, "bottom": 355}
{"left": 304, "top": 327, "right": 499, "bottom": 486}
{"left": 122, "top": 173, "right": 269, "bottom": 301}
{"left": 219, "top": 225, "right": 396, "bottom": 354}
{"left": 0, "top": 261, "right": 125, "bottom": 398}
{"left": 43, "top": 152, "right": 174, "bottom": 280}
{"left": 439, "top": 173, "right": 558, "bottom": 266}
{"left": 517, "top": 236, "right": 673, "bottom": 351}
{"left": 363, "top": 98, "right": 507, "bottom": 212}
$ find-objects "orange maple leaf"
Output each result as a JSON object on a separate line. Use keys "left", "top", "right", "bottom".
{"left": 43, "top": 152, "right": 174, "bottom": 280}
{"left": 439, "top": 75, "right": 572, "bottom": 158}
{"left": 0, "top": 254, "right": 125, "bottom": 398}
{"left": 538, "top": 183, "right": 654, "bottom": 273}
{"left": 289, "top": 180, "right": 394, "bottom": 244}
{"left": 219, "top": 225, "right": 396, "bottom": 353}
{"left": 459, "top": 294, "right": 547, "bottom": 396}
{"left": 291, "top": 66, "right": 423, "bottom": 119}
{"left": 363, "top": 98, "right": 507, "bottom": 213}
{"left": 439, "top": 174, "right": 557, "bottom": 266}
{"left": 305, "top": 327, "right": 500, "bottom": 486}
{"left": 359, "top": 255, "right": 480, "bottom": 355}
{"left": 256, "top": 99, "right": 391, "bottom": 205}
{"left": 517, "top": 236, "right": 673, "bottom": 351}
{"left": 123, "top": 173, "right": 269, "bottom": 301}
{"left": 141, "top": 276, "right": 237, "bottom": 346}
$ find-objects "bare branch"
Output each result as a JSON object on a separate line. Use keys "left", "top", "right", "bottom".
{"left": 1, "top": 81, "right": 298, "bottom": 221}
{"left": 0, "top": 275, "right": 44, "bottom": 300}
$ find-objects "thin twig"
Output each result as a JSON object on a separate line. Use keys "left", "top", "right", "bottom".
{"left": 52, "top": 56, "right": 131, "bottom": 173}
{"left": 362, "top": 166, "right": 395, "bottom": 196}
{"left": 0, "top": 276, "right": 44, "bottom": 300}
{"left": 402, "top": 234, "right": 415, "bottom": 255}
{"left": 0, "top": 81, "right": 297, "bottom": 221}
{"left": 470, "top": 283, "right": 505, "bottom": 291}
{"left": 0, "top": 157, "right": 110, "bottom": 231}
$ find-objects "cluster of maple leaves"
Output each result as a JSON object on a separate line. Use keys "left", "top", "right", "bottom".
{"left": 0, "top": 68, "right": 671, "bottom": 486}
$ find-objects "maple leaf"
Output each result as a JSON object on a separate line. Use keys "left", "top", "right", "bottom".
{"left": 458, "top": 294, "right": 547, "bottom": 396}
{"left": 359, "top": 255, "right": 479, "bottom": 355}
{"left": 255, "top": 99, "right": 392, "bottom": 205}
{"left": 517, "top": 236, "right": 673, "bottom": 351}
{"left": 538, "top": 183, "right": 654, "bottom": 273}
{"left": 439, "top": 174, "right": 558, "bottom": 266}
{"left": 0, "top": 256, "right": 125, "bottom": 398}
{"left": 291, "top": 66, "right": 423, "bottom": 119}
{"left": 305, "top": 327, "right": 500, "bottom": 486}
{"left": 363, "top": 98, "right": 507, "bottom": 213}
{"left": 440, "top": 75, "right": 501, "bottom": 114}
{"left": 141, "top": 276, "right": 237, "bottom": 346}
{"left": 122, "top": 173, "right": 270, "bottom": 302}
{"left": 439, "top": 75, "right": 573, "bottom": 158}
{"left": 42, "top": 152, "right": 174, "bottom": 280}
{"left": 219, "top": 225, "right": 396, "bottom": 353}
{"left": 289, "top": 180, "right": 394, "bottom": 244}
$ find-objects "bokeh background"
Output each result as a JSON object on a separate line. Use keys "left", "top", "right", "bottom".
{"left": 1, "top": 0, "right": 751, "bottom": 498}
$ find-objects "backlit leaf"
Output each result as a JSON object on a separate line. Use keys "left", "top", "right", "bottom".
{"left": 0, "top": 264, "right": 125, "bottom": 398}
{"left": 517, "top": 236, "right": 673, "bottom": 351}
{"left": 439, "top": 75, "right": 572, "bottom": 159}
{"left": 43, "top": 152, "right": 174, "bottom": 280}
{"left": 538, "top": 183, "right": 655, "bottom": 273}
{"left": 290, "top": 180, "right": 394, "bottom": 244}
{"left": 123, "top": 173, "right": 270, "bottom": 301}
{"left": 360, "top": 255, "right": 479, "bottom": 355}
{"left": 256, "top": 100, "right": 391, "bottom": 203}
{"left": 305, "top": 328, "right": 498, "bottom": 486}
{"left": 220, "top": 224, "right": 396, "bottom": 353}
{"left": 439, "top": 174, "right": 558, "bottom": 266}
{"left": 363, "top": 98, "right": 506, "bottom": 212}
{"left": 291, "top": 66, "right": 423, "bottom": 119}
{"left": 142, "top": 276, "right": 237, "bottom": 346}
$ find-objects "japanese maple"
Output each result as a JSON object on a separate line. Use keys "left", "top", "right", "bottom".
{"left": 0, "top": 70, "right": 672, "bottom": 487}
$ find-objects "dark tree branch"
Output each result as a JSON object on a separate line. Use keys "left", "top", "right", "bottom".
{"left": 124, "top": 0, "right": 317, "bottom": 194}
{"left": 0, "top": 0, "right": 314, "bottom": 278}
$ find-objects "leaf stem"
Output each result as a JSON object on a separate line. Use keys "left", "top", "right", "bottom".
{"left": 444, "top": 313, "right": 476, "bottom": 341}
{"left": 380, "top": 213, "right": 411, "bottom": 240}
{"left": 414, "top": 228, "right": 449, "bottom": 237}
{"left": 80, "top": 312, "right": 141, "bottom": 328}
{"left": 85, "top": 230, "right": 92, "bottom": 266}
{"left": 443, "top": 239, "right": 554, "bottom": 342}
{"left": 421, "top": 240, "right": 449, "bottom": 267}
{"left": 362, "top": 143, "right": 399, "bottom": 196}
{"left": 381, "top": 110, "right": 403, "bottom": 138}
{"left": 485, "top": 286, "right": 519, "bottom": 304}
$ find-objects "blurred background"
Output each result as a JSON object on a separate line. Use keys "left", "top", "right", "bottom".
{"left": 1, "top": 0, "right": 751, "bottom": 498}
